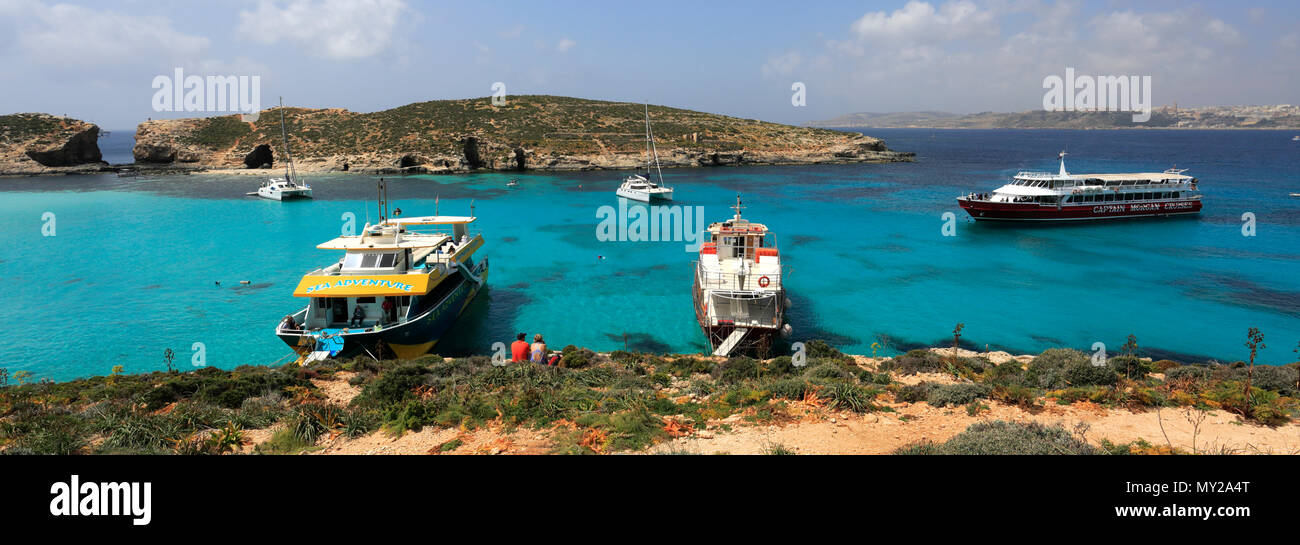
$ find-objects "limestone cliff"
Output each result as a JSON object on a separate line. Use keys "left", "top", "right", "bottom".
{"left": 0, "top": 114, "right": 105, "bottom": 174}
{"left": 131, "top": 95, "right": 913, "bottom": 174}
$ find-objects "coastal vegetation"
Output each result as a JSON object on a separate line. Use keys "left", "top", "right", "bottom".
{"left": 130, "top": 95, "right": 912, "bottom": 173}
{"left": 2, "top": 337, "right": 1297, "bottom": 455}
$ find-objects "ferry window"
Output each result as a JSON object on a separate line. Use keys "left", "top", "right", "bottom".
{"left": 379, "top": 253, "right": 397, "bottom": 267}
{"left": 357, "top": 297, "right": 375, "bottom": 304}
{"left": 1162, "top": 192, "right": 1170, "bottom": 199}
{"left": 1173, "top": 192, "right": 1180, "bottom": 198}
{"left": 361, "top": 254, "right": 380, "bottom": 267}
{"left": 1144, "top": 192, "right": 1153, "bottom": 200}
{"left": 343, "top": 254, "right": 363, "bottom": 268}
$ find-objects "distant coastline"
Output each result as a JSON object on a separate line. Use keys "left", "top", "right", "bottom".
{"left": 809, "top": 105, "right": 1300, "bottom": 130}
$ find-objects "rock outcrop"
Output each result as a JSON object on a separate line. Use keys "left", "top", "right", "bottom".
{"left": 129, "top": 95, "right": 914, "bottom": 174}
{"left": 0, "top": 114, "right": 106, "bottom": 174}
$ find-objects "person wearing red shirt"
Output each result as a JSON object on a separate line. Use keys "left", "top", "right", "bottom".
{"left": 510, "top": 333, "right": 530, "bottom": 362}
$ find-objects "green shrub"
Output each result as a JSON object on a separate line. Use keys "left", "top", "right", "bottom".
{"left": 761, "top": 356, "right": 795, "bottom": 376}
{"left": 804, "top": 363, "right": 851, "bottom": 380}
{"left": 1107, "top": 355, "right": 1153, "bottom": 379}
{"left": 766, "top": 378, "right": 812, "bottom": 401}
{"left": 895, "top": 382, "right": 934, "bottom": 403}
{"left": 926, "top": 383, "right": 992, "bottom": 407}
{"left": 714, "top": 357, "right": 759, "bottom": 383}
{"left": 1229, "top": 366, "right": 1299, "bottom": 397}
{"left": 804, "top": 340, "right": 852, "bottom": 362}
{"left": 1025, "top": 349, "right": 1090, "bottom": 389}
{"left": 859, "top": 370, "right": 893, "bottom": 385}
{"left": 879, "top": 349, "right": 944, "bottom": 375}
{"left": 984, "top": 360, "right": 1026, "bottom": 385}
{"left": 1065, "top": 363, "right": 1119, "bottom": 387}
{"left": 359, "top": 364, "right": 432, "bottom": 405}
{"left": 992, "top": 384, "right": 1039, "bottom": 408}
{"left": 897, "top": 420, "right": 1096, "bottom": 455}
{"left": 559, "top": 346, "right": 597, "bottom": 369}
{"left": 664, "top": 356, "right": 714, "bottom": 377}
{"left": 818, "top": 382, "right": 884, "bottom": 413}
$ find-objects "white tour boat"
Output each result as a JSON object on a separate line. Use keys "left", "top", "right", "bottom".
{"left": 693, "top": 195, "right": 790, "bottom": 357}
{"left": 958, "top": 152, "right": 1202, "bottom": 221}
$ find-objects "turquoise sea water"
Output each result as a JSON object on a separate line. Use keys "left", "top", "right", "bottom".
{"left": 3, "top": 129, "right": 1299, "bottom": 381}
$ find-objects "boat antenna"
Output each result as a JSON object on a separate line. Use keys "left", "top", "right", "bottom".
{"left": 732, "top": 194, "right": 744, "bottom": 220}
{"left": 377, "top": 178, "right": 388, "bottom": 222}
{"left": 279, "top": 97, "right": 298, "bottom": 184}
{"left": 1058, "top": 150, "right": 1069, "bottom": 176}
{"left": 646, "top": 102, "right": 665, "bottom": 187}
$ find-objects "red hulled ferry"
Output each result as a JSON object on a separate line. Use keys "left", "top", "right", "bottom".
{"left": 958, "top": 153, "right": 1202, "bottom": 222}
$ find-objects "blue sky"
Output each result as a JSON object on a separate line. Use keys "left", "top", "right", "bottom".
{"left": 1, "top": 0, "right": 1298, "bottom": 129}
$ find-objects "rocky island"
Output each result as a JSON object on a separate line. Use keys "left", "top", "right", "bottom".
{"left": 0, "top": 113, "right": 106, "bottom": 175}
{"left": 131, "top": 95, "right": 913, "bottom": 174}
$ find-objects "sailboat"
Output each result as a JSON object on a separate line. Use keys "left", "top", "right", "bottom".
{"left": 254, "top": 97, "right": 313, "bottom": 201}
{"left": 615, "top": 103, "right": 673, "bottom": 202}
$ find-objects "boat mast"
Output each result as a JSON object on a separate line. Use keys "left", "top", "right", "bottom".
{"left": 279, "top": 97, "right": 298, "bottom": 184}
{"left": 645, "top": 103, "right": 665, "bottom": 186}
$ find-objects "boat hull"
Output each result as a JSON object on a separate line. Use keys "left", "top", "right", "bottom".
{"left": 692, "top": 276, "right": 786, "bottom": 358}
{"left": 259, "top": 188, "right": 313, "bottom": 201}
{"left": 278, "top": 261, "right": 487, "bottom": 360}
{"left": 958, "top": 198, "right": 1201, "bottom": 221}
{"left": 616, "top": 188, "right": 673, "bottom": 202}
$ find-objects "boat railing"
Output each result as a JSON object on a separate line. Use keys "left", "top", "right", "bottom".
{"left": 695, "top": 262, "right": 783, "bottom": 291}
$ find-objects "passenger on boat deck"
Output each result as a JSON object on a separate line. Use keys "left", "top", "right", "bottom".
{"left": 281, "top": 315, "right": 297, "bottom": 331}
{"left": 381, "top": 298, "right": 395, "bottom": 323}
{"left": 530, "top": 334, "right": 561, "bottom": 366}
{"left": 511, "top": 333, "right": 530, "bottom": 362}
{"left": 349, "top": 305, "right": 365, "bottom": 327}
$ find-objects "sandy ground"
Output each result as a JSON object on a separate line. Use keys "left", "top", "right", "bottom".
{"left": 647, "top": 401, "right": 1300, "bottom": 455}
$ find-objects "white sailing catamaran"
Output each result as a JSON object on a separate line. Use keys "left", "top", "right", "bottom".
{"left": 615, "top": 103, "right": 673, "bottom": 202}
{"left": 254, "top": 97, "right": 313, "bottom": 201}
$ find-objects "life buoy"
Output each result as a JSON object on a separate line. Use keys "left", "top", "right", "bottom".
{"left": 758, "top": 276, "right": 770, "bottom": 288}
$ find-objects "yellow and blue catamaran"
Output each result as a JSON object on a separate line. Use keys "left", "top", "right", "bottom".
{"left": 276, "top": 183, "right": 488, "bottom": 361}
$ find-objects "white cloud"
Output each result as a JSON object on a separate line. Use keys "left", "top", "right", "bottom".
{"left": 850, "top": 1, "right": 997, "bottom": 43}
{"left": 761, "top": 51, "right": 803, "bottom": 77}
{"left": 763, "top": 1, "right": 1280, "bottom": 115}
{"left": 237, "top": 0, "right": 408, "bottom": 60}
{"left": 6, "top": 1, "right": 209, "bottom": 71}
{"left": 556, "top": 37, "right": 577, "bottom": 52}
